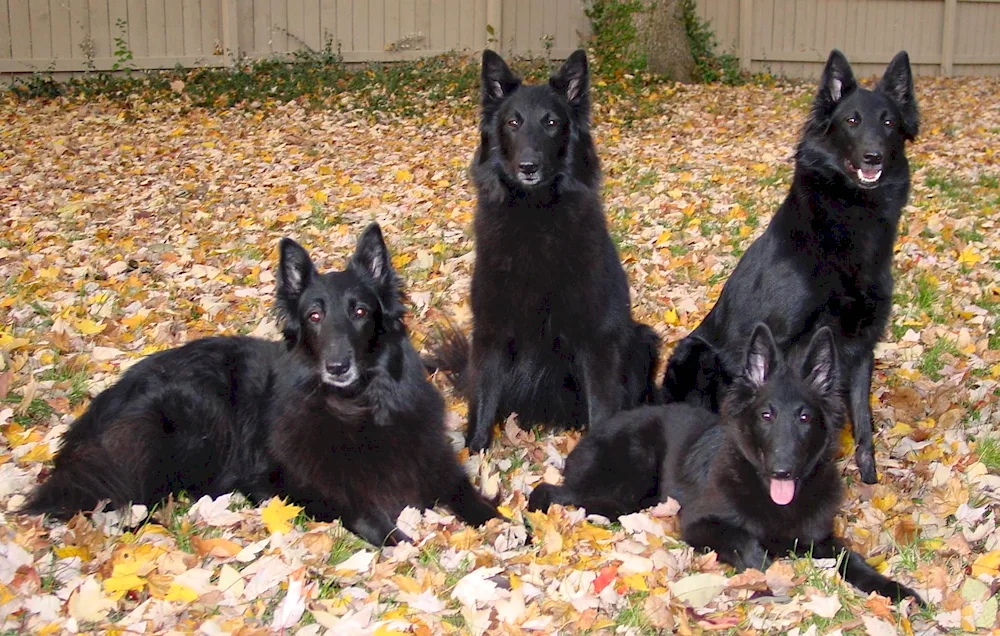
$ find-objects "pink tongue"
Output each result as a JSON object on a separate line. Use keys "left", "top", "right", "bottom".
{"left": 861, "top": 169, "right": 880, "bottom": 179}
{"left": 769, "top": 479, "right": 795, "bottom": 506}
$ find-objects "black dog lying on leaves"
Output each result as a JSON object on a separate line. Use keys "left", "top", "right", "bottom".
{"left": 530, "top": 323, "right": 923, "bottom": 604}
{"left": 24, "top": 224, "right": 501, "bottom": 546}
{"left": 662, "top": 49, "right": 919, "bottom": 485}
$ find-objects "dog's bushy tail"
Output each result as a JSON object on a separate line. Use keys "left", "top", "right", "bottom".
{"left": 625, "top": 322, "right": 662, "bottom": 406}
{"left": 21, "top": 416, "right": 133, "bottom": 519}
{"left": 423, "top": 320, "right": 471, "bottom": 399}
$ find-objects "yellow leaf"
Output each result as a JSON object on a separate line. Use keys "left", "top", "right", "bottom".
{"left": 349, "top": 184, "right": 363, "bottom": 196}
{"left": 276, "top": 212, "right": 299, "bottom": 224}
{"left": 75, "top": 319, "right": 107, "bottom": 336}
{"left": 751, "top": 163, "right": 769, "bottom": 173}
{"left": 622, "top": 573, "right": 649, "bottom": 591}
{"left": 37, "top": 267, "right": 60, "bottom": 281}
{"left": 663, "top": 308, "right": 679, "bottom": 325}
{"left": 655, "top": 230, "right": 673, "bottom": 246}
{"left": 667, "top": 188, "right": 683, "bottom": 199}
{"left": 392, "top": 253, "right": 413, "bottom": 270}
{"left": 54, "top": 545, "right": 91, "bottom": 561}
{"left": 871, "top": 491, "right": 898, "bottom": 513}
{"left": 19, "top": 443, "right": 53, "bottom": 463}
{"left": 261, "top": 497, "right": 302, "bottom": 535}
{"left": 103, "top": 572, "right": 146, "bottom": 598}
{"left": 971, "top": 550, "right": 1000, "bottom": 578}
{"left": 164, "top": 582, "right": 199, "bottom": 603}
{"left": 958, "top": 247, "right": 982, "bottom": 266}
{"left": 313, "top": 190, "right": 329, "bottom": 204}
{"left": 0, "top": 331, "right": 30, "bottom": 352}
{"left": 395, "top": 169, "right": 414, "bottom": 183}
{"left": 392, "top": 575, "right": 422, "bottom": 594}
{"left": 374, "top": 626, "right": 409, "bottom": 636}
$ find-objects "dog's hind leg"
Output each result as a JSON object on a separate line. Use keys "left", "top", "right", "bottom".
{"left": 809, "top": 537, "right": 924, "bottom": 606}
{"left": 466, "top": 348, "right": 504, "bottom": 452}
{"left": 849, "top": 353, "right": 878, "bottom": 484}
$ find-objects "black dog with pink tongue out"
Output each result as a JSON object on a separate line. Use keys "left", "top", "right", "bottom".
{"left": 529, "top": 323, "right": 924, "bottom": 605}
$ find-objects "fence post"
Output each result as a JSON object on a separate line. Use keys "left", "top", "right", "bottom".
{"left": 739, "top": 0, "right": 753, "bottom": 73}
{"left": 487, "top": 0, "right": 503, "bottom": 53}
{"left": 222, "top": 0, "right": 239, "bottom": 64}
{"left": 941, "top": 0, "right": 957, "bottom": 77}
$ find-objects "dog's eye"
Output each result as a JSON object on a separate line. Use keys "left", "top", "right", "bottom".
{"left": 308, "top": 311, "right": 323, "bottom": 323}
{"left": 799, "top": 411, "right": 811, "bottom": 423}
{"left": 883, "top": 119, "right": 893, "bottom": 127}
{"left": 846, "top": 116, "right": 859, "bottom": 126}
{"left": 507, "top": 119, "right": 520, "bottom": 129}
{"left": 761, "top": 410, "right": 773, "bottom": 421}
{"left": 545, "top": 118, "right": 558, "bottom": 128}
{"left": 353, "top": 306, "right": 368, "bottom": 319}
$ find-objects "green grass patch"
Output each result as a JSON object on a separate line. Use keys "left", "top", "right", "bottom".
{"left": 918, "top": 338, "right": 960, "bottom": 381}
{"left": 977, "top": 437, "right": 1000, "bottom": 473}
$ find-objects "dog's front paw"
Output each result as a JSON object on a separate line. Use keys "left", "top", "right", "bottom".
{"left": 855, "top": 446, "right": 877, "bottom": 484}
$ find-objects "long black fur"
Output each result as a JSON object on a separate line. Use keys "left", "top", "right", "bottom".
{"left": 432, "top": 49, "right": 660, "bottom": 452}
{"left": 660, "top": 49, "right": 919, "bottom": 484}
{"left": 23, "top": 224, "right": 501, "bottom": 546}
{"left": 529, "top": 324, "right": 923, "bottom": 605}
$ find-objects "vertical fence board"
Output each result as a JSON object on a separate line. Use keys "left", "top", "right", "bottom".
{"left": 0, "top": 0, "right": 10, "bottom": 60}
{"left": 126, "top": 0, "right": 148, "bottom": 57}
{"left": 146, "top": 0, "right": 166, "bottom": 57}
{"left": 335, "top": 0, "right": 352, "bottom": 52}
{"left": 352, "top": 0, "right": 368, "bottom": 51}
{"left": 49, "top": 0, "right": 73, "bottom": 59}
{"left": 319, "top": 0, "right": 336, "bottom": 48}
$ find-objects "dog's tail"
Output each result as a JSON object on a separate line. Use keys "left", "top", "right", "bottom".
{"left": 422, "top": 320, "right": 471, "bottom": 399}
{"left": 661, "top": 334, "right": 727, "bottom": 411}
{"left": 624, "top": 322, "right": 662, "bottom": 406}
{"left": 20, "top": 416, "right": 134, "bottom": 519}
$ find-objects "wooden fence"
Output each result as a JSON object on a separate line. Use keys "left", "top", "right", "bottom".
{"left": 1, "top": 0, "right": 999, "bottom": 81}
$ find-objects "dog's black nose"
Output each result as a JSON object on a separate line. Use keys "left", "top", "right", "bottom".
{"left": 519, "top": 161, "right": 539, "bottom": 175}
{"left": 325, "top": 359, "right": 352, "bottom": 376}
{"left": 771, "top": 470, "right": 793, "bottom": 480}
{"left": 863, "top": 152, "right": 883, "bottom": 165}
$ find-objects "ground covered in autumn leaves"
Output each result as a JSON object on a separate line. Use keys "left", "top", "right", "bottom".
{"left": 2, "top": 67, "right": 1000, "bottom": 635}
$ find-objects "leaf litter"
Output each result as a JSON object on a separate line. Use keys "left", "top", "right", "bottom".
{"left": 1, "top": 73, "right": 1000, "bottom": 633}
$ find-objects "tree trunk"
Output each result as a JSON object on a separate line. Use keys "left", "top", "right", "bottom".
{"left": 633, "top": 0, "right": 696, "bottom": 82}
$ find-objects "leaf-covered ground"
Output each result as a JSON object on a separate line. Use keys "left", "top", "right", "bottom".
{"left": 2, "top": 71, "right": 1000, "bottom": 635}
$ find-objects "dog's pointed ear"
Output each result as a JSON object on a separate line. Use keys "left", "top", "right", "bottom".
{"left": 803, "top": 327, "right": 838, "bottom": 395}
{"left": 482, "top": 49, "right": 520, "bottom": 106}
{"left": 351, "top": 222, "right": 393, "bottom": 285}
{"left": 550, "top": 50, "right": 589, "bottom": 106}
{"left": 744, "top": 323, "right": 778, "bottom": 387}
{"left": 815, "top": 49, "right": 857, "bottom": 110}
{"left": 878, "top": 51, "right": 919, "bottom": 141}
{"left": 277, "top": 238, "right": 316, "bottom": 344}
{"left": 278, "top": 238, "right": 316, "bottom": 309}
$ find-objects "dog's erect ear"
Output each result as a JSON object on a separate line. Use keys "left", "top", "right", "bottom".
{"left": 803, "top": 327, "right": 838, "bottom": 396}
{"left": 878, "top": 50, "right": 919, "bottom": 141}
{"left": 550, "top": 50, "right": 589, "bottom": 105}
{"left": 744, "top": 323, "right": 778, "bottom": 387}
{"left": 350, "top": 222, "right": 393, "bottom": 285}
{"left": 814, "top": 49, "right": 857, "bottom": 111}
{"left": 278, "top": 238, "right": 316, "bottom": 310}
{"left": 481, "top": 49, "right": 520, "bottom": 106}
{"left": 277, "top": 238, "right": 317, "bottom": 344}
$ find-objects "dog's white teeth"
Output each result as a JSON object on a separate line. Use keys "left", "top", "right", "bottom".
{"left": 857, "top": 168, "right": 882, "bottom": 184}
